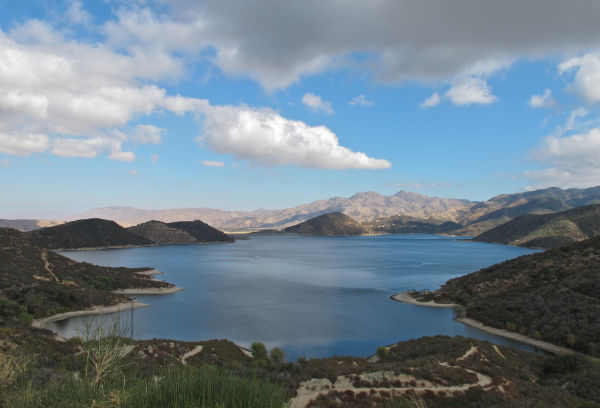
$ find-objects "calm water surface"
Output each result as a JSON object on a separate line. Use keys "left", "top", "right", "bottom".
{"left": 53, "top": 234, "right": 536, "bottom": 360}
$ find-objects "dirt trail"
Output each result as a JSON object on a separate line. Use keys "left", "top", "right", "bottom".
{"left": 180, "top": 345, "right": 204, "bottom": 365}
{"left": 290, "top": 346, "right": 496, "bottom": 408}
{"left": 41, "top": 250, "right": 60, "bottom": 282}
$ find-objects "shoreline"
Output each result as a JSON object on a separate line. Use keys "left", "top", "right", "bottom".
{"left": 391, "top": 291, "right": 574, "bottom": 355}
{"left": 113, "top": 286, "right": 184, "bottom": 295}
{"left": 32, "top": 300, "right": 149, "bottom": 329}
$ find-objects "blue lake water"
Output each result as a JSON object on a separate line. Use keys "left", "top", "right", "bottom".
{"left": 53, "top": 234, "right": 537, "bottom": 361}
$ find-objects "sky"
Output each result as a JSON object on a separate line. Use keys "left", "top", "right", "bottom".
{"left": 1, "top": 0, "right": 600, "bottom": 218}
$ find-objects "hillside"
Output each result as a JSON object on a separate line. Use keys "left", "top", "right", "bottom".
{"left": 455, "top": 186, "right": 600, "bottom": 235}
{"left": 0, "top": 227, "right": 172, "bottom": 322}
{"left": 430, "top": 236, "right": 600, "bottom": 357}
{"left": 284, "top": 212, "right": 366, "bottom": 236}
{"left": 364, "top": 215, "right": 462, "bottom": 235}
{"left": 127, "top": 220, "right": 197, "bottom": 245}
{"left": 27, "top": 218, "right": 153, "bottom": 250}
{"left": 474, "top": 204, "right": 600, "bottom": 248}
{"left": 167, "top": 220, "right": 234, "bottom": 242}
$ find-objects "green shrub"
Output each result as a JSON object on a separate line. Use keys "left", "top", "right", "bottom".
{"left": 251, "top": 342, "right": 268, "bottom": 361}
{"left": 269, "top": 347, "right": 285, "bottom": 365}
{"left": 376, "top": 346, "right": 389, "bottom": 359}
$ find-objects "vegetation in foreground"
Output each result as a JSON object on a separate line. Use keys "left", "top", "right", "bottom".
{"left": 2, "top": 320, "right": 600, "bottom": 407}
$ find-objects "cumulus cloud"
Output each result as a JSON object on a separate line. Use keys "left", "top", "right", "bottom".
{"left": 559, "top": 52, "right": 600, "bottom": 103}
{"left": 202, "top": 160, "right": 225, "bottom": 167}
{"left": 199, "top": 105, "right": 391, "bottom": 170}
{"left": 150, "top": 153, "right": 159, "bottom": 164}
{"left": 301, "top": 93, "right": 334, "bottom": 115}
{"left": 66, "top": 0, "right": 91, "bottom": 25}
{"left": 445, "top": 77, "right": 498, "bottom": 106}
{"left": 420, "top": 92, "right": 441, "bottom": 109}
{"left": 51, "top": 136, "right": 134, "bottom": 161}
{"left": 349, "top": 94, "right": 373, "bottom": 107}
{"left": 525, "top": 118, "right": 600, "bottom": 188}
{"left": 0, "top": 133, "right": 49, "bottom": 156}
{"left": 528, "top": 88, "right": 556, "bottom": 108}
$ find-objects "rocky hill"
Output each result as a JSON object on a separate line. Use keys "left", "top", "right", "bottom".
{"left": 284, "top": 212, "right": 366, "bottom": 236}
{"left": 127, "top": 221, "right": 198, "bottom": 245}
{"left": 27, "top": 218, "right": 153, "bottom": 250}
{"left": 167, "top": 220, "right": 234, "bottom": 242}
{"left": 474, "top": 204, "right": 600, "bottom": 248}
{"left": 0, "top": 227, "right": 172, "bottom": 322}
{"left": 430, "top": 236, "right": 600, "bottom": 357}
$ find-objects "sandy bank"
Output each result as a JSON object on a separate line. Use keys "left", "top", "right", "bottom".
{"left": 32, "top": 301, "right": 149, "bottom": 329}
{"left": 135, "top": 268, "right": 162, "bottom": 276}
{"left": 391, "top": 292, "right": 454, "bottom": 308}
{"left": 391, "top": 291, "right": 574, "bottom": 355}
{"left": 113, "top": 286, "right": 184, "bottom": 295}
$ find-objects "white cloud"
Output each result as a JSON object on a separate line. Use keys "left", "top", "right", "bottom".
{"left": 528, "top": 88, "right": 556, "bottom": 108}
{"left": 0, "top": 133, "right": 49, "bottom": 156}
{"left": 202, "top": 160, "right": 225, "bottom": 167}
{"left": 1, "top": 159, "right": 10, "bottom": 168}
{"left": 525, "top": 125, "right": 600, "bottom": 188}
{"left": 51, "top": 136, "right": 134, "bottom": 161}
{"left": 150, "top": 153, "right": 159, "bottom": 163}
{"left": 131, "top": 125, "right": 164, "bottom": 144}
{"left": 445, "top": 77, "right": 498, "bottom": 106}
{"left": 420, "top": 92, "right": 440, "bottom": 109}
{"left": 559, "top": 52, "right": 600, "bottom": 103}
{"left": 200, "top": 105, "right": 391, "bottom": 170}
{"left": 349, "top": 94, "right": 373, "bottom": 107}
{"left": 129, "top": 169, "right": 139, "bottom": 175}
{"left": 301, "top": 93, "right": 334, "bottom": 115}
{"left": 66, "top": 0, "right": 91, "bottom": 25}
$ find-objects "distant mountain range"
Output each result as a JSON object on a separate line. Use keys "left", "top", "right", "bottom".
{"left": 3, "top": 186, "right": 600, "bottom": 238}
{"left": 66, "top": 190, "right": 474, "bottom": 230}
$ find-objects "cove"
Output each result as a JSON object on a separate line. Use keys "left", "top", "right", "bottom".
{"left": 52, "top": 234, "right": 537, "bottom": 361}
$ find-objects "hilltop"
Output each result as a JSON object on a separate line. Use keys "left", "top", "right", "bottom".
{"left": 167, "top": 220, "right": 234, "bottom": 242}
{"left": 27, "top": 218, "right": 153, "bottom": 250}
{"left": 284, "top": 212, "right": 366, "bottom": 236}
{"left": 427, "top": 236, "right": 600, "bottom": 357}
{"left": 474, "top": 204, "right": 600, "bottom": 248}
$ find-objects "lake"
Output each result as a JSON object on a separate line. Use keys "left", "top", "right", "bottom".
{"left": 52, "top": 234, "right": 536, "bottom": 361}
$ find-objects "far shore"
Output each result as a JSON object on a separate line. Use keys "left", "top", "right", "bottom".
{"left": 32, "top": 300, "right": 149, "bottom": 329}
{"left": 391, "top": 291, "right": 574, "bottom": 355}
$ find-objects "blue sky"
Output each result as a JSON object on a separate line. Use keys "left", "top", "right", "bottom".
{"left": 1, "top": 0, "right": 600, "bottom": 217}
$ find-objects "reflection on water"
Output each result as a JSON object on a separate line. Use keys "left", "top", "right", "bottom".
{"left": 53, "top": 234, "right": 537, "bottom": 360}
